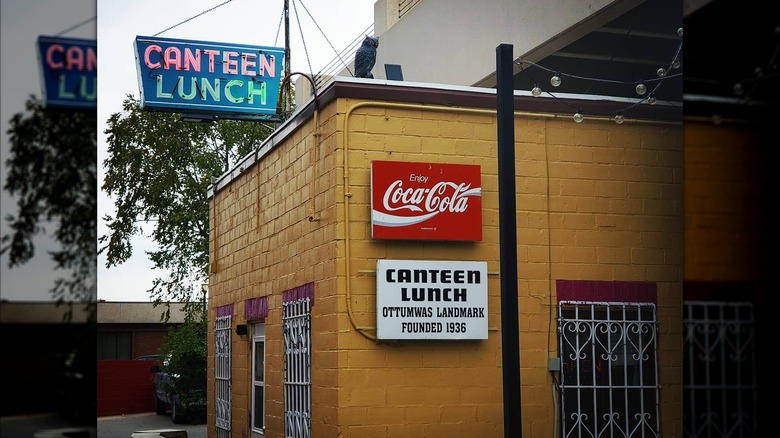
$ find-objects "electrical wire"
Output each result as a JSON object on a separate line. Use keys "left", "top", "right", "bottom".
{"left": 153, "top": 0, "right": 234, "bottom": 37}
{"left": 294, "top": 0, "right": 354, "bottom": 79}
{"left": 55, "top": 16, "right": 96, "bottom": 37}
{"left": 290, "top": 0, "right": 314, "bottom": 79}
{"left": 515, "top": 57, "right": 683, "bottom": 121}
{"left": 274, "top": 6, "right": 284, "bottom": 47}
{"left": 512, "top": 32, "right": 684, "bottom": 124}
{"left": 516, "top": 59, "right": 682, "bottom": 86}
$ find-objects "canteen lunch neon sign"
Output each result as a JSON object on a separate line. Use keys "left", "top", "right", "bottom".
{"left": 134, "top": 36, "right": 284, "bottom": 118}
{"left": 37, "top": 36, "right": 97, "bottom": 109}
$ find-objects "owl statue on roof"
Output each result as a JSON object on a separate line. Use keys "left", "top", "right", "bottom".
{"left": 354, "top": 35, "right": 379, "bottom": 79}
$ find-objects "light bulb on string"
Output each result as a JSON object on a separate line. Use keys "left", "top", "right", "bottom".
{"left": 678, "top": 27, "right": 683, "bottom": 37}
{"left": 573, "top": 109, "right": 584, "bottom": 123}
{"left": 672, "top": 59, "right": 681, "bottom": 69}
{"left": 647, "top": 93, "right": 657, "bottom": 105}
{"left": 733, "top": 83, "right": 744, "bottom": 96}
{"left": 532, "top": 84, "right": 542, "bottom": 96}
{"left": 551, "top": 72, "right": 562, "bottom": 87}
{"left": 635, "top": 81, "right": 647, "bottom": 95}
{"left": 614, "top": 113, "right": 625, "bottom": 124}
{"left": 657, "top": 67, "right": 667, "bottom": 77}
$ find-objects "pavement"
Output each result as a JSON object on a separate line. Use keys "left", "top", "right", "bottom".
{"left": 1, "top": 413, "right": 96, "bottom": 438}
{"left": 97, "top": 413, "right": 206, "bottom": 438}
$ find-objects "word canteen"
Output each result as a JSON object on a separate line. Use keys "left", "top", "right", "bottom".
{"left": 384, "top": 267, "right": 482, "bottom": 284}
{"left": 142, "top": 45, "right": 276, "bottom": 77}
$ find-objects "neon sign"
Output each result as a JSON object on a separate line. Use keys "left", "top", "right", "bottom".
{"left": 134, "top": 36, "right": 284, "bottom": 119}
{"left": 36, "top": 36, "right": 97, "bottom": 109}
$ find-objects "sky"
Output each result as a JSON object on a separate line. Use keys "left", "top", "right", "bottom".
{"left": 95, "top": 0, "right": 376, "bottom": 301}
{"left": 0, "top": 0, "right": 96, "bottom": 302}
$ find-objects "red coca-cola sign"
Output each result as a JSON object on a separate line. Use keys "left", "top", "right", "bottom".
{"left": 371, "top": 160, "right": 482, "bottom": 241}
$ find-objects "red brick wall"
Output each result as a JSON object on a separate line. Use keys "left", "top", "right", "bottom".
{"left": 98, "top": 360, "right": 157, "bottom": 416}
{"left": 133, "top": 330, "right": 168, "bottom": 358}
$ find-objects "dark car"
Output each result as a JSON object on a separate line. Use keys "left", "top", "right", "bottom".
{"left": 135, "top": 354, "right": 161, "bottom": 362}
{"left": 150, "top": 352, "right": 206, "bottom": 424}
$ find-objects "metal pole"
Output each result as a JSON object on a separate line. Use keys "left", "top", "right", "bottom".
{"left": 283, "top": 0, "right": 291, "bottom": 112}
{"left": 496, "top": 42, "right": 521, "bottom": 438}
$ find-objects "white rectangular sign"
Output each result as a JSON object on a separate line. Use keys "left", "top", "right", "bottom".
{"left": 376, "top": 260, "right": 488, "bottom": 340}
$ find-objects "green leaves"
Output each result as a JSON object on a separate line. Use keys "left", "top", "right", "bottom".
{"left": 1, "top": 95, "right": 97, "bottom": 319}
{"left": 100, "top": 95, "right": 273, "bottom": 318}
{"left": 159, "top": 317, "right": 208, "bottom": 395}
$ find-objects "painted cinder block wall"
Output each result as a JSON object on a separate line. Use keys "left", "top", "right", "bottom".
{"left": 207, "top": 81, "right": 683, "bottom": 438}
{"left": 683, "top": 120, "right": 770, "bottom": 432}
{"left": 683, "top": 121, "right": 767, "bottom": 282}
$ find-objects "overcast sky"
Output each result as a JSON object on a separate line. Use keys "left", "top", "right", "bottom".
{"left": 1, "top": 0, "right": 96, "bottom": 302}
{"left": 95, "top": 0, "right": 375, "bottom": 301}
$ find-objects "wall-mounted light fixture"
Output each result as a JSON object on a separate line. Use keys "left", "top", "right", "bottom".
{"left": 235, "top": 324, "right": 248, "bottom": 336}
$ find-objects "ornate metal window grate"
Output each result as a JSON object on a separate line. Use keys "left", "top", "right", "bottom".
{"left": 215, "top": 314, "right": 232, "bottom": 438}
{"left": 283, "top": 298, "right": 312, "bottom": 438}
{"left": 683, "top": 301, "right": 757, "bottom": 437}
{"left": 558, "top": 301, "right": 660, "bottom": 438}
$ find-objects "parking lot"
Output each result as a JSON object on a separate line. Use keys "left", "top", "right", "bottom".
{"left": 97, "top": 413, "right": 206, "bottom": 438}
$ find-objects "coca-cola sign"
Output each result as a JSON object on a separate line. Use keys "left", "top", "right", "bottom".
{"left": 371, "top": 160, "right": 482, "bottom": 241}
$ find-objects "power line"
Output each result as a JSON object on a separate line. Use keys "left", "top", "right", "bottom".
{"left": 153, "top": 0, "right": 234, "bottom": 37}
{"left": 55, "top": 16, "right": 96, "bottom": 37}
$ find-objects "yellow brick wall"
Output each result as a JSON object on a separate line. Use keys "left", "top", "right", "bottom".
{"left": 209, "top": 96, "right": 683, "bottom": 437}
{"left": 683, "top": 121, "right": 766, "bottom": 281}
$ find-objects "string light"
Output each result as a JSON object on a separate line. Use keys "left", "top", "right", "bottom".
{"left": 647, "top": 93, "right": 657, "bottom": 105}
{"left": 550, "top": 72, "right": 562, "bottom": 87}
{"left": 512, "top": 25, "right": 683, "bottom": 123}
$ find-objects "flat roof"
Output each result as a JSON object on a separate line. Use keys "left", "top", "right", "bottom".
{"left": 0, "top": 301, "right": 92, "bottom": 323}
{"left": 208, "top": 76, "right": 681, "bottom": 198}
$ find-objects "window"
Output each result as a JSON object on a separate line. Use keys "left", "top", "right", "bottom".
{"left": 282, "top": 297, "right": 311, "bottom": 438}
{"left": 558, "top": 301, "right": 660, "bottom": 437}
{"left": 97, "top": 332, "right": 132, "bottom": 359}
{"left": 683, "top": 301, "right": 757, "bottom": 437}
{"left": 215, "top": 307, "right": 233, "bottom": 438}
{"left": 252, "top": 323, "right": 266, "bottom": 435}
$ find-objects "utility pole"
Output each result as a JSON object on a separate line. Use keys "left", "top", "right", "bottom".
{"left": 496, "top": 42, "right": 521, "bottom": 438}
{"left": 283, "top": 0, "right": 291, "bottom": 113}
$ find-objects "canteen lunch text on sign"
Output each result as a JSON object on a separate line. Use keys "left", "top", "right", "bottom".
{"left": 134, "top": 36, "right": 284, "bottom": 117}
{"left": 376, "top": 260, "right": 488, "bottom": 340}
{"left": 37, "top": 36, "right": 96, "bottom": 109}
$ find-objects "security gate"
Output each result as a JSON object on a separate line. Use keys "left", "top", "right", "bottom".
{"left": 283, "top": 298, "right": 311, "bottom": 438}
{"left": 215, "top": 311, "right": 232, "bottom": 438}
{"left": 558, "top": 301, "right": 661, "bottom": 438}
{"left": 683, "top": 301, "right": 757, "bottom": 437}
